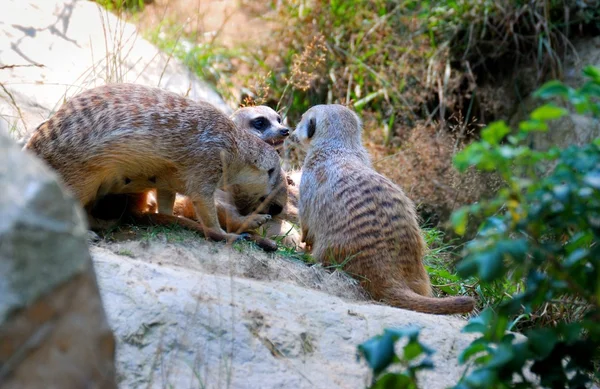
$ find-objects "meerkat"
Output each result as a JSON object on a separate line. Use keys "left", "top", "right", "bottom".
{"left": 90, "top": 104, "right": 299, "bottom": 248}
{"left": 293, "top": 104, "right": 475, "bottom": 314}
{"left": 170, "top": 168, "right": 302, "bottom": 247}
{"left": 23, "top": 83, "right": 287, "bottom": 248}
{"left": 231, "top": 105, "right": 290, "bottom": 149}
{"left": 168, "top": 106, "right": 304, "bottom": 247}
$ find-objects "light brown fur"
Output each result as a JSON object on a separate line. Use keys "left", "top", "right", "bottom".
{"left": 294, "top": 104, "right": 475, "bottom": 314}
{"left": 24, "top": 83, "right": 286, "bottom": 247}
{"left": 170, "top": 169, "right": 302, "bottom": 247}
{"left": 169, "top": 108, "right": 303, "bottom": 248}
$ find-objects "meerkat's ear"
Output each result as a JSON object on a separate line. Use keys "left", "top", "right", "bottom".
{"left": 307, "top": 118, "right": 316, "bottom": 139}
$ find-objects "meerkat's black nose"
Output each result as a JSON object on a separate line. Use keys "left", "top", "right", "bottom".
{"left": 280, "top": 128, "right": 290, "bottom": 137}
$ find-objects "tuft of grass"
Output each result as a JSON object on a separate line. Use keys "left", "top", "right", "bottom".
{"left": 117, "top": 248, "right": 135, "bottom": 258}
{"left": 94, "top": 0, "right": 148, "bottom": 12}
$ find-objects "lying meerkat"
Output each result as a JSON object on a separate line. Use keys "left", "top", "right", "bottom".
{"left": 24, "top": 83, "right": 286, "bottom": 247}
{"left": 293, "top": 104, "right": 475, "bottom": 314}
{"left": 169, "top": 168, "right": 302, "bottom": 247}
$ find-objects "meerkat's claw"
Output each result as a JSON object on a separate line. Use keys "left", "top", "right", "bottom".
{"left": 229, "top": 232, "right": 278, "bottom": 252}
{"left": 237, "top": 232, "right": 251, "bottom": 241}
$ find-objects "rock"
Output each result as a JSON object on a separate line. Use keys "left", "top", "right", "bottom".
{"left": 92, "top": 244, "right": 478, "bottom": 389}
{"left": 0, "top": 0, "right": 230, "bottom": 141}
{"left": 0, "top": 132, "right": 116, "bottom": 388}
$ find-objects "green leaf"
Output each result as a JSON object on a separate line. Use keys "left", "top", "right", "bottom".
{"left": 564, "top": 248, "right": 588, "bottom": 267}
{"left": 371, "top": 373, "right": 414, "bottom": 389}
{"left": 519, "top": 119, "right": 548, "bottom": 132}
{"left": 458, "top": 339, "right": 487, "bottom": 364}
{"left": 451, "top": 208, "right": 469, "bottom": 236}
{"left": 481, "top": 121, "right": 510, "bottom": 145}
{"left": 495, "top": 239, "right": 528, "bottom": 263}
{"left": 453, "top": 142, "right": 487, "bottom": 172}
{"left": 583, "top": 171, "right": 600, "bottom": 189}
{"left": 403, "top": 341, "right": 424, "bottom": 361}
{"left": 456, "top": 256, "right": 478, "bottom": 278}
{"left": 462, "top": 308, "right": 494, "bottom": 334}
{"left": 534, "top": 80, "right": 571, "bottom": 99}
{"left": 476, "top": 250, "right": 505, "bottom": 282}
{"left": 358, "top": 333, "right": 396, "bottom": 375}
{"left": 580, "top": 82, "right": 600, "bottom": 98}
{"left": 462, "top": 368, "right": 498, "bottom": 387}
{"left": 486, "top": 342, "right": 514, "bottom": 368}
{"left": 385, "top": 326, "right": 421, "bottom": 341}
{"left": 527, "top": 328, "right": 558, "bottom": 359}
{"left": 583, "top": 65, "right": 600, "bottom": 83}
{"left": 530, "top": 104, "right": 568, "bottom": 121}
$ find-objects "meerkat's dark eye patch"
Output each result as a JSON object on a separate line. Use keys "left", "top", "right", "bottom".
{"left": 251, "top": 117, "right": 268, "bottom": 131}
{"left": 307, "top": 118, "right": 316, "bottom": 139}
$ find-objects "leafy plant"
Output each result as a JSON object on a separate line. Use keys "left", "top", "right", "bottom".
{"left": 450, "top": 66, "right": 600, "bottom": 387}
{"left": 362, "top": 66, "right": 600, "bottom": 388}
{"left": 94, "top": 0, "right": 147, "bottom": 12}
{"left": 358, "top": 327, "right": 435, "bottom": 389}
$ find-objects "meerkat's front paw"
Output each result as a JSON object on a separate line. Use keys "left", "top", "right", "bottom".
{"left": 240, "top": 213, "right": 272, "bottom": 230}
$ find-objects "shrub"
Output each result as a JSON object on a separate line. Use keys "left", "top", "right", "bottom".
{"left": 359, "top": 66, "right": 600, "bottom": 388}
{"left": 94, "top": 0, "right": 148, "bottom": 12}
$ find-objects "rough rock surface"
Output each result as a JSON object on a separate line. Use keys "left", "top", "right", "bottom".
{"left": 0, "top": 0, "right": 230, "bottom": 142}
{"left": 92, "top": 244, "right": 478, "bottom": 389}
{"left": 0, "top": 132, "right": 116, "bottom": 388}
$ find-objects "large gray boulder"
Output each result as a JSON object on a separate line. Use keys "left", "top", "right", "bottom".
{"left": 0, "top": 0, "right": 230, "bottom": 142}
{"left": 92, "top": 242, "right": 478, "bottom": 389}
{"left": 0, "top": 132, "right": 116, "bottom": 388}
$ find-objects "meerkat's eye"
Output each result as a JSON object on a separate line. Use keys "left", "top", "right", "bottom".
{"left": 268, "top": 168, "right": 275, "bottom": 177}
{"left": 252, "top": 117, "right": 268, "bottom": 131}
{"left": 307, "top": 118, "right": 316, "bottom": 139}
{"left": 277, "top": 116, "right": 282, "bottom": 124}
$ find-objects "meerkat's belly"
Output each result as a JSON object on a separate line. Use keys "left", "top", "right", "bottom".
{"left": 93, "top": 157, "right": 183, "bottom": 197}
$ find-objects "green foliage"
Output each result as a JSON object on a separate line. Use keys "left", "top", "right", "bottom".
{"left": 94, "top": 0, "right": 146, "bottom": 12}
{"left": 535, "top": 65, "right": 600, "bottom": 116}
{"left": 364, "top": 67, "right": 600, "bottom": 388}
{"left": 449, "top": 66, "right": 600, "bottom": 387}
{"left": 358, "top": 327, "right": 435, "bottom": 389}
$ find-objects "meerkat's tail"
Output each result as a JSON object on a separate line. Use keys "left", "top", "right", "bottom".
{"left": 382, "top": 287, "right": 476, "bottom": 315}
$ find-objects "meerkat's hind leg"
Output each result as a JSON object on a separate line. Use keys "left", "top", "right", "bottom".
{"left": 191, "top": 195, "right": 241, "bottom": 242}
{"left": 216, "top": 199, "right": 272, "bottom": 233}
{"left": 157, "top": 189, "right": 176, "bottom": 215}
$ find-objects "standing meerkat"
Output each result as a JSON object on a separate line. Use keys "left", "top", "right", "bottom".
{"left": 24, "top": 83, "right": 286, "bottom": 246}
{"left": 293, "top": 104, "right": 475, "bottom": 314}
{"left": 102, "top": 104, "right": 300, "bottom": 244}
